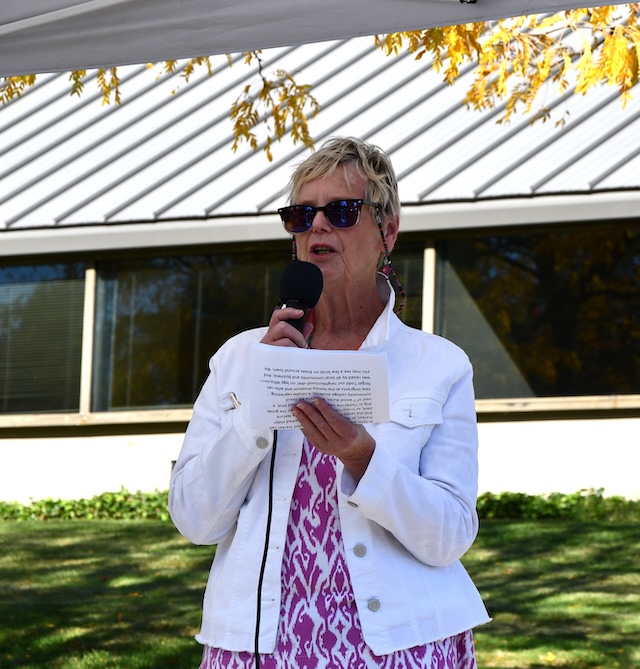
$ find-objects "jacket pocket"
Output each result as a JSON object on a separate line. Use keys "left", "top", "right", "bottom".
{"left": 390, "top": 396, "right": 444, "bottom": 429}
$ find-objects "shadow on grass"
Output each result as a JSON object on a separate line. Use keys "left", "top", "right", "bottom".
{"left": 0, "top": 521, "right": 213, "bottom": 669}
{"left": 464, "top": 521, "right": 640, "bottom": 669}
{"left": 1, "top": 520, "right": 639, "bottom": 669}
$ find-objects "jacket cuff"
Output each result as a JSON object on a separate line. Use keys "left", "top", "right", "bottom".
{"left": 339, "top": 440, "right": 396, "bottom": 512}
{"left": 231, "top": 402, "right": 275, "bottom": 457}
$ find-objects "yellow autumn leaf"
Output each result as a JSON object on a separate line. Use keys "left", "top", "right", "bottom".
{"left": 2, "top": 6, "right": 639, "bottom": 153}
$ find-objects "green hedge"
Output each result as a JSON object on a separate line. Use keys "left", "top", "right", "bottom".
{"left": 0, "top": 487, "right": 638, "bottom": 522}
{"left": 0, "top": 488, "right": 170, "bottom": 521}
{"left": 477, "top": 488, "right": 640, "bottom": 521}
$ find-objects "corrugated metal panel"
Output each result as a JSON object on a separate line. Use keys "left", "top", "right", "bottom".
{"left": 1, "top": 35, "right": 639, "bottom": 231}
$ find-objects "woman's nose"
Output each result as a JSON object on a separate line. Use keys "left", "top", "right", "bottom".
{"left": 310, "top": 209, "right": 332, "bottom": 232}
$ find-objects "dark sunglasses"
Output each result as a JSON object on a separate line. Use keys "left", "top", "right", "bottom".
{"left": 278, "top": 199, "right": 381, "bottom": 234}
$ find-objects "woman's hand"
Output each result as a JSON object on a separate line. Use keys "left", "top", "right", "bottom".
{"left": 292, "top": 397, "right": 375, "bottom": 483}
{"left": 260, "top": 306, "right": 314, "bottom": 348}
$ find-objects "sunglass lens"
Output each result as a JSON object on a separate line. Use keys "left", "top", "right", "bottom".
{"left": 325, "top": 200, "right": 360, "bottom": 228}
{"left": 282, "top": 206, "right": 313, "bottom": 233}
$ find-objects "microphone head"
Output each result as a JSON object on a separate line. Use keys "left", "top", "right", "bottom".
{"left": 279, "top": 260, "right": 323, "bottom": 310}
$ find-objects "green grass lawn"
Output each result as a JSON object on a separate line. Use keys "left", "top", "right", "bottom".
{"left": 0, "top": 520, "right": 638, "bottom": 669}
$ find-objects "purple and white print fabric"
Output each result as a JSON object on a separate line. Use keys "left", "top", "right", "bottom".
{"left": 200, "top": 439, "right": 477, "bottom": 669}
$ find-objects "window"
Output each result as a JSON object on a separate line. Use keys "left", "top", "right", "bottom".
{"left": 92, "top": 250, "right": 289, "bottom": 411}
{"left": 0, "top": 263, "right": 85, "bottom": 413}
{"left": 5, "top": 220, "right": 637, "bottom": 420}
{"left": 435, "top": 224, "right": 640, "bottom": 399}
{"left": 388, "top": 237, "right": 424, "bottom": 332}
{"left": 0, "top": 243, "right": 421, "bottom": 418}
{"left": 91, "top": 245, "right": 423, "bottom": 411}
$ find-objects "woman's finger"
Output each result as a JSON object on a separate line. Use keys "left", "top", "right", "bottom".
{"left": 292, "top": 400, "right": 332, "bottom": 442}
{"left": 292, "top": 399, "right": 375, "bottom": 480}
{"left": 292, "top": 399, "right": 351, "bottom": 447}
{"left": 260, "top": 307, "right": 308, "bottom": 347}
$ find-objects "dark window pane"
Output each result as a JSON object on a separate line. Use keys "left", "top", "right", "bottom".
{"left": 435, "top": 225, "right": 640, "bottom": 399}
{"left": 93, "top": 249, "right": 288, "bottom": 411}
{"left": 391, "top": 241, "right": 424, "bottom": 330}
{"left": 0, "top": 263, "right": 85, "bottom": 413}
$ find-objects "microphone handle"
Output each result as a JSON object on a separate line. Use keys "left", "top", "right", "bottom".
{"left": 281, "top": 298, "right": 309, "bottom": 333}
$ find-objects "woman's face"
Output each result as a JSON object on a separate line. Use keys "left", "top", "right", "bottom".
{"left": 294, "top": 165, "right": 396, "bottom": 289}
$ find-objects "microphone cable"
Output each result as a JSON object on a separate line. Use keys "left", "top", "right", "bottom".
{"left": 254, "top": 429, "right": 278, "bottom": 669}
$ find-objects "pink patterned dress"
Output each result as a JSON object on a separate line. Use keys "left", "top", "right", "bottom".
{"left": 200, "top": 439, "right": 477, "bottom": 669}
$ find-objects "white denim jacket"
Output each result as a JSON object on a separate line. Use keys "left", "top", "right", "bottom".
{"left": 169, "top": 287, "right": 490, "bottom": 656}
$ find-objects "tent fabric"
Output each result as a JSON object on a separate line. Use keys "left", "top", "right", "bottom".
{"left": 0, "top": 0, "right": 618, "bottom": 77}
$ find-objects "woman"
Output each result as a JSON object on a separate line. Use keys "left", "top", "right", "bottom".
{"left": 169, "top": 137, "right": 490, "bottom": 668}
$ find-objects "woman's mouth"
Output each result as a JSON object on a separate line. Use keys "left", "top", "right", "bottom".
{"left": 311, "top": 245, "right": 335, "bottom": 256}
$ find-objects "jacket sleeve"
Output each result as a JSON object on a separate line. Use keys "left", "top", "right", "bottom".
{"left": 340, "top": 352, "right": 480, "bottom": 567}
{"left": 168, "top": 338, "right": 275, "bottom": 546}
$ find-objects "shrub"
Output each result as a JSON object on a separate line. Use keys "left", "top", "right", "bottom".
{"left": 0, "top": 488, "right": 170, "bottom": 521}
{"left": 0, "top": 487, "right": 638, "bottom": 522}
{"left": 476, "top": 488, "right": 640, "bottom": 521}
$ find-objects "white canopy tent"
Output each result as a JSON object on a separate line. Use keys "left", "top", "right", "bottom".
{"left": 0, "top": 0, "right": 622, "bottom": 77}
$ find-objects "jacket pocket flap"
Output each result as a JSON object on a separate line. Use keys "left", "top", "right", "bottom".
{"left": 390, "top": 397, "right": 444, "bottom": 428}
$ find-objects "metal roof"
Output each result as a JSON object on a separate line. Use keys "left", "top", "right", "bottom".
{"left": 1, "top": 35, "right": 639, "bottom": 231}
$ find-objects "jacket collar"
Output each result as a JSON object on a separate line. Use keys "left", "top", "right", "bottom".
{"left": 360, "top": 274, "right": 399, "bottom": 350}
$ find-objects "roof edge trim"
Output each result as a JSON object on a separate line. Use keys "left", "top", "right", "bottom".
{"left": 1, "top": 191, "right": 639, "bottom": 258}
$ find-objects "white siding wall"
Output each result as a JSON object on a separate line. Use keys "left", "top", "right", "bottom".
{"left": 0, "top": 433, "right": 183, "bottom": 505}
{"left": 477, "top": 418, "right": 640, "bottom": 500}
{"left": 1, "top": 418, "right": 638, "bottom": 504}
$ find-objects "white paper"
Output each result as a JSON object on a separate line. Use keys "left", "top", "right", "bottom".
{"left": 248, "top": 343, "right": 389, "bottom": 430}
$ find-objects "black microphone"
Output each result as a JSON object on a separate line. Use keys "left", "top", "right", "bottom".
{"left": 279, "top": 261, "right": 323, "bottom": 332}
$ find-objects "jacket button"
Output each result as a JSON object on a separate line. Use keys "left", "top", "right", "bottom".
{"left": 256, "top": 437, "right": 269, "bottom": 449}
{"left": 367, "top": 598, "right": 381, "bottom": 612}
{"left": 347, "top": 500, "right": 358, "bottom": 508}
{"left": 354, "top": 544, "right": 366, "bottom": 557}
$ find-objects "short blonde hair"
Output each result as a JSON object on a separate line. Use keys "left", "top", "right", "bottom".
{"left": 288, "top": 137, "right": 400, "bottom": 223}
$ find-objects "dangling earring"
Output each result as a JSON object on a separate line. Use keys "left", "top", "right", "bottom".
{"left": 376, "top": 215, "right": 406, "bottom": 314}
{"left": 291, "top": 236, "right": 298, "bottom": 262}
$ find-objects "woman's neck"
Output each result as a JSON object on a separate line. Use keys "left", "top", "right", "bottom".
{"left": 309, "top": 283, "right": 386, "bottom": 350}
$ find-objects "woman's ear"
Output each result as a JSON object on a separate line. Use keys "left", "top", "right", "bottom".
{"left": 382, "top": 213, "right": 400, "bottom": 253}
